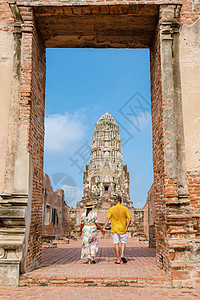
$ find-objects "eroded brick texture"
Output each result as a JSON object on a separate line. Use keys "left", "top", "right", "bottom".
{"left": 143, "top": 184, "right": 155, "bottom": 246}
{"left": 18, "top": 1, "right": 200, "bottom": 282}
{"left": 0, "top": 0, "right": 14, "bottom": 31}
{"left": 150, "top": 21, "right": 166, "bottom": 270}
{"left": 180, "top": 0, "right": 200, "bottom": 25}
{"left": 187, "top": 172, "right": 200, "bottom": 214}
{"left": 19, "top": 8, "right": 46, "bottom": 270}
{"left": 1, "top": 0, "right": 199, "bottom": 288}
{"left": 42, "top": 173, "right": 70, "bottom": 237}
{"left": 150, "top": 2, "right": 200, "bottom": 287}
{"left": 180, "top": 1, "right": 200, "bottom": 287}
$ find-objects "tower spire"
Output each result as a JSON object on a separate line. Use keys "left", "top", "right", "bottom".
{"left": 77, "top": 112, "right": 132, "bottom": 209}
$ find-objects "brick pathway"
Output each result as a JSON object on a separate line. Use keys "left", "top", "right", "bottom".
{"left": 1, "top": 240, "right": 200, "bottom": 299}
{"left": 0, "top": 286, "right": 200, "bottom": 299}
{"left": 20, "top": 239, "right": 171, "bottom": 287}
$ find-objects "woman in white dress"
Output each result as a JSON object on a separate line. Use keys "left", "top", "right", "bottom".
{"left": 79, "top": 202, "right": 105, "bottom": 264}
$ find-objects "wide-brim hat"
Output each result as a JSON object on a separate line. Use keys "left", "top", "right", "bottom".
{"left": 85, "top": 202, "right": 94, "bottom": 208}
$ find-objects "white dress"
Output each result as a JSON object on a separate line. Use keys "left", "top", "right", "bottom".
{"left": 81, "top": 211, "right": 99, "bottom": 259}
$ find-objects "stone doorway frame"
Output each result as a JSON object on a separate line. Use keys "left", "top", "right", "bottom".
{"left": 0, "top": 1, "right": 199, "bottom": 287}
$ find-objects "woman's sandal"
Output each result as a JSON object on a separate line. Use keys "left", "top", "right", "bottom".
{"left": 115, "top": 261, "right": 121, "bottom": 264}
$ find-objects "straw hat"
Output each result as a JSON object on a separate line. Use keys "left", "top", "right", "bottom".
{"left": 85, "top": 202, "right": 94, "bottom": 208}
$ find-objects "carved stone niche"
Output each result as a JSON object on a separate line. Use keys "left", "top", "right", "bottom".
{"left": 0, "top": 194, "right": 27, "bottom": 286}
{"left": 0, "top": 248, "right": 6, "bottom": 259}
{"left": 160, "top": 5, "right": 176, "bottom": 24}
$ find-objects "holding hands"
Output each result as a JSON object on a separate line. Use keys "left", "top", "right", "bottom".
{"left": 102, "top": 228, "right": 106, "bottom": 235}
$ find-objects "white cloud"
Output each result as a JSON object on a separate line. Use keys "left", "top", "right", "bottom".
{"left": 45, "top": 111, "right": 86, "bottom": 154}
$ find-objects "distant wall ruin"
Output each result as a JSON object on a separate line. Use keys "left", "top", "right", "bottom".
{"left": 42, "top": 174, "right": 70, "bottom": 238}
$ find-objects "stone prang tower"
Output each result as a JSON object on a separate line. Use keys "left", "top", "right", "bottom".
{"left": 77, "top": 112, "right": 132, "bottom": 209}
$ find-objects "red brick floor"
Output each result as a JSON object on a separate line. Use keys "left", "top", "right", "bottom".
{"left": 20, "top": 239, "right": 171, "bottom": 287}
{"left": 0, "top": 286, "right": 200, "bottom": 299}
{"left": 1, "top": 239, "right": 200, "bottom": 299}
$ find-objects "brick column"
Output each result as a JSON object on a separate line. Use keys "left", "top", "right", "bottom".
{"left": 18, "top": 4, "right": 46, "bottom": 273}
{"left": 0, "top": 2, "right": 27, "bottom": 287}
{"left": 0, "top": 1, "right": 46, "bottom": 286}
{"left": 156, "top": 4, "right": 200, "bottom": 287}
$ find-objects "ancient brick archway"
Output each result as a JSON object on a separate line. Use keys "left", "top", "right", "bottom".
{"left": 0, "top": 0, "right": 200, "bottom": 287}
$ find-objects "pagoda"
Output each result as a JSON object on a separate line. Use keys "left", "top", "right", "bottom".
{"left": 77, "top": 112, "right": 132, "bottom": 209}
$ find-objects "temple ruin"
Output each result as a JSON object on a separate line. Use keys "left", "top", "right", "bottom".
{"left": 42, "top": 173, "right": 70, "bottom": 238}
{"left": 78, "top": 112, "right": 132, "bottom": 209}
{"left": 0, "top": 0, "right": 199, "bottom": 288}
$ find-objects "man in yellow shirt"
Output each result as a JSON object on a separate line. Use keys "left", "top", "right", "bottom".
{"left": 103, "top": 195, "right": 131, "bottom": 264}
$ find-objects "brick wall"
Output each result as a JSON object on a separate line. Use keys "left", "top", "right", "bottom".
{"left": 180, "top": 1, "right": 200, "bottom": 287}
{"left": 180, "top": 0, "right": 200, "bottom": 25}
{"left": 26, "top": 25, "right": 46, "bottom": 271}
{"left": 148, "top": 185, "right": 156, "bottom": 248}
{"left": 150, "top": 20, "right": 167, "bottom": 270}
{"left": 0, "top": 0, "right": 14, "bottom": 32}
{"left": 0, "top": 0, "right": 14, "bottom": 193}
{"left": 150, "top": 1, "right": 200, "bottom": 285}
{"left": 42, "top": 173, "right": 70, "bottom": 237}
{"left": 19, "top": 7, "right": 46, "bottom": 270}
{"left": 1, "top": 0, "right": 199, "bottom": 286}
{"left": 142, "top": 184, "right": 155, "bottom": 244}
{"left": 149, "top": 225, "right": 156, "bottom": 248}
{"left": 148, "top": 184, "right": 155, "bottom": 226}
{"left": 150, "top": 11, "right": 180, "bottom": 272}
{"left": 179, "top": 0, "right": 200, "bottom": 218}
{"left": 187, "top": 172, "right": 200, "bottom": 214}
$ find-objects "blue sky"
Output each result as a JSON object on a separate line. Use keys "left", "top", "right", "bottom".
{"left": 44, "top": 48, "right": 153, "bottom": 208}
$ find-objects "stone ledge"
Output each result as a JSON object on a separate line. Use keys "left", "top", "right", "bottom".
{"left": 15, "top": 1, "right": 183, "bottom": 7}
{"left": 0, "top": 207, "right": 25, "bottom": 218}
{"left": 0, "top": 259, "right": 20, "bottom": 264}
{"left": 19, "top": 275, "right": 172, "bottom": 288}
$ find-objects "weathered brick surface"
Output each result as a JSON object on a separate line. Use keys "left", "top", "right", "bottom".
{"left": 20, "top": 239, "right": 172, "bottom": 288}
{"left": 1, "top": 286, "right": 200, "bottom": 299}
{"left": 143, "top": 184, "right": 155, "bottom": 246}
{"left": 0, "top": 0, "right": 200, "bottom": 288}
{"left": 150, "top": 18, "right": 166, "bottom": 270}
{"left": 32, "top": 4, "right": 158, "bottom": 48}
{"left": 149, "top": 225, "right": 156, "bottom": 248}
{"left": 180, "top": 0, "right": 200, "bottom": 25}
{"left": 19, "top": 9, "right": 46, "bottom": 270}
{"left": 0, "top": 0, "right": 14, "bottom": 31}
{"left": 149, "top": 3, "right": 200, "bottom": 288}
{"left": 42, "top": 173, "right": 70, "bottom": 237}
{"left": 187, "top": 171, "right": 200, "bottom": 214}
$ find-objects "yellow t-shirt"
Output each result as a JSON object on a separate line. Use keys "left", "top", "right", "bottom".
{"left": 107, "top": 204, "right": 131, "bottom": 234}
